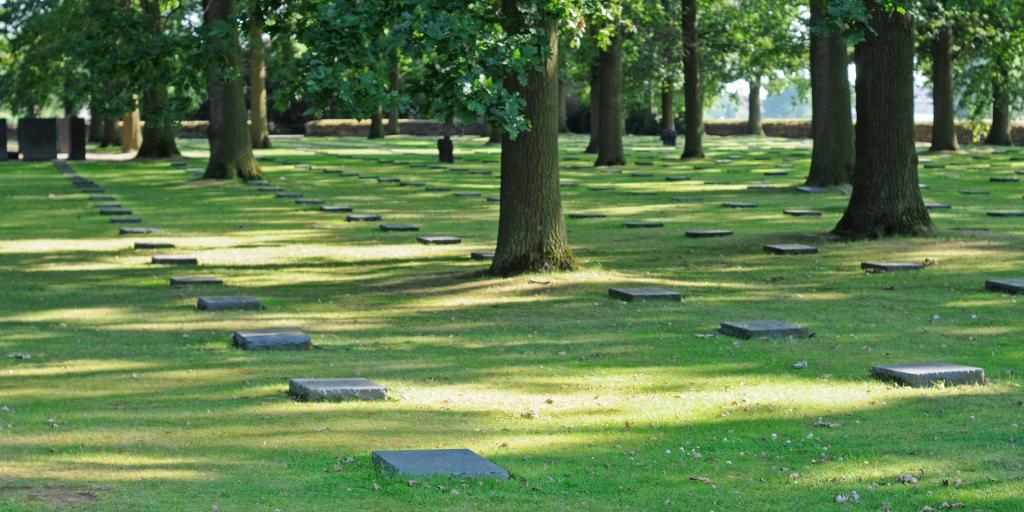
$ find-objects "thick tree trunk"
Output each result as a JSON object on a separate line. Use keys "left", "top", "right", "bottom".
{"left": 929, "top": 23, "right": 958, "bottom": 151}
{"left": 203, "top": 0, "right": 261, "bottom": 180}
{"left": 387, "top": 51, "right": 401, "bottom": 135}
{"left": 807, "top": 0, "right": 854, "bottom": 187}
{"left": 100, "top": 116, "right": 119, "bottom": 147}
{"left": 584, "top": 56, "right": 600, "bottom": 154}
{"left": 248, "top": 5, "right": 271, "bottom": 149}
{"left": 681, "top": 0, "right": 703, "bottom": 159}
{"left": 88, "top": 105, "right": 103, "bottom": 144}
{"left": 368, "top": 107, "right": 385, "bottom": 139}
{"left": 488, "top": 123, "right": 502, "bottom": 144}
{"left": 121, "top": 110, "right": 142, "bottom": 152}
{"left": 746, "top": 77, "right": 764, "bottom": 136}
{"left": 491, "top": 1, "right": 575, "bottom": 276}
{"left": 833, "top": 0, "right": 933, "bottom": 239}
{"left": 595, "top": 30, "right": 625, "bottom": 166}
{"left": 660, "top": 84, "right": 674, "bottom": 132}
{"left": 437, "top": 131, "right": 454, "bottom": 163}
{"left": 136, "top": 87, "right": 181, "bottom": 158}
{"left": 985, "top": 66, "right": 1012, "bottom": 146}
{"left": 558, "top": 78, "right": 569, "bottom": 133}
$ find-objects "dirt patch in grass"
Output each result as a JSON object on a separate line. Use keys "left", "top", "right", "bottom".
{"left": 1, "top": 482, "right": 105, "bottom": 507}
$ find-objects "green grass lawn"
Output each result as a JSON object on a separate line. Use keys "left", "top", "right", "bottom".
{"left": 1, "top": 134, "right": 1022, "bottom": 511}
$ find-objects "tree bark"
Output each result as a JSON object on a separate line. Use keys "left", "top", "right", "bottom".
{"left": 595, "top": 29, "right": 625, "bottom": 166}
{"left": 660, "top": 83, "right": 674, "bottom": 132}
{"left": 121, "top": 110, "right": 142, "bottom": 152}
{"left": 491, "top": 0, "right": 575, "bottom": 276}
{"left": 985, "top": 65, "right": 1012, "bottom": 146}
{"left": 203, "top": 0, "right": 261, "bottom": 180}
{"left": 368, "top": 107, "right": 385, "bottom": 139}
{"left": 387, "top": 51, "right": 401, "bottom": 135}
{"left": 746, "top": 77, "right": 764, "bottom": 136}
{"left": 807, "top": 0, "right": 854, "bottom": 187}
{"left": 248, "top": 2, "right": 271, "bottom": 149}
{"left": 488, "top": 123, "right": 502, "bottom": 144}
{"left": 100, "top": 116, "right": 119, "bottom": 147}
{"left": 136, "top": 87, "right": 181, "bottom": 158}
{"left": 584, "top": 55, "right": 600, "bottom": 154}
{"left": 833, "top": 0, "right": 933, "bottom": 239}
{"left": 681, "top": 0, "right": 703, "bottom": 159}
{"left": 929, "top": 22, "right": 958, "bottom": 151}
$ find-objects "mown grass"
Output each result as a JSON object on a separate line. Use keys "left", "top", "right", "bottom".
{"left": 0, "top": 134, "right": 1022, "bottom": 511}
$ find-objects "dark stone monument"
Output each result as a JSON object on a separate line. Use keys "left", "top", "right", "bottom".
{"left": 764, "top": 244, "right": 818, "bottom": 255}
{"left": 120, "top": 227, "right": 159, "bottom": 235}
{"left": 233, "top": 329, "right": 311, "bottom": 350}
{"left": 568, "top": 213, "right": 607, "bottom": 219}
{"left": 289, "top": 378, "right": 388, "bottom": 401}
{"left": 720, "top": 320, "right": 813, "bottom": 339}
{"left": 925, "top": 203, "right": 951, "bottom": 210}
{"left": 991, "top": 176, "right": 1019, "bottom": 183}
{"left": 347, "top": 214, "right": 382, "bottom": 222}
{"left": 425, "top": 186, "right": 452, "bottom": 192}
{"left": 470, "top": 252, "right": 494, "bottom": 261}
{"left": 134, "top": 242, "right": 175, "bottom": 250}
{"left": 660, "top": 129, "right": 677, "bottom": 147}
{"left": 686, "top": 229, "right": 732, "bottom": 238}
{"left": 110, "top": 217, "right": 142, "bottom": 224}
{"left": 665, "top": 176, "right": 691, "bottom": 182}
{"left": 871, "top": 363, "right": 985, "bottom": 388}
{"left": 625, "top": 221, "right": 663, "bottom": 228}
{"left": 722, "top": 202, "right": 758, "bottom": 209}
{"left": 321, "top": 205, "right": 353, "bottom": 213}
{"left": 100, "top": 208, "right": 132, "bottom": 216}
{"left": 608, "top": 287, "right": 681, "bottom": 302}
{"left": 783, "top": 209, "right": 822, "bottom": 217}
{"left": 276, "top": 192, "right": 302, "bottom": 199}
{"left": 372, "top": 449, "right": 509, "bottom": 479}
{"left": 18, "top": 118, "right": 58, "bottom": 161}
{"left": 197, "top": 296, "right": 263, "bottom": 311}
{"left": 984, "top": 278, "right": 1024, "bottom": 294}
{"left": 69, "top": 117, "right": 86, "bottom": 160}
{"left": 170, "top": 276, "right": 223, "bottom": 286}
{"left": 486, "top": 196, "right": 500, "bottom": 203}
{"left": 152, "top": 255, "right": 198, "bottom": 265}
{"left": 437, "top": 138, "right": 455, "bottom": 163}
{"left": 958, "top": 190, "right": 989, "bottom": 195}
{"left": 987, "top": 211, "right": 1024, "bottom": 218}
{"left": 417, "top": 235, "right": 462, "bottom": 245}
{"left": 380, "top": 223, "right": 419, "bottom": 232}
{"left": 861, "top": 262, "right": 924, "bottom": 272}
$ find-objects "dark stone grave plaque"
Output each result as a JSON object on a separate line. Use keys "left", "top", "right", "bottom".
{"left": 984, "top": 278, "right": 1024, "bottom": 294}
{"left": 764, "top": 244, "right": 818, "bottom": 255}
{"left": 686, "top": 230, "right": 732, "bottom": 238}
{"left": 720, "top": 320, "right": 813, "bottom": 339}
{"left": 17, "top": 118, "right": 58, "bottom": 161}
{"left": 321, "top": 205, "right": 353, "bottom": 213}
{"left": 152, "top": 255, "right": 198, "bottom": 265}
{"left": 197, "top": 296, "right": 263, "bottom": 311}
{"left": 722, "top": 202, "right": 758, "bottom": 208}
{"left": 470, "top": 252, "right": 494, "bottom": 261}
{"left": 608, "top": 287, "right": 681, "bottom": 302}
{"left": 347, "top": 214, "right": 381, "bottom": 222}
{"left": 871, "top": 363, "right": 985, "bottom": 388}
{"left": 568, "top": 213, "right": 607, "bottom": 219}
{"left": 289, "top": 378, "right": 388, "bottom": 401}
{"left": 380, "top": 223, "right": 419, "bottom": 232}
{"left": 372, "top": 449, "right": 509, "bottom": 479}
{"left": 232, "top": 329, "right": 311, "bottom": 350}
{"left": 170, "top": 276, "right": 223, "bottom": 286}
{"left": 783, "top": 209, "right": 822, "bottom": 217}
{"left": 69, "top": 117, "right": 86, "bottom": 160}
{"left": 624, "top": 221, "right": 663, "bottom": 228}
{"left": 120, "top": 227, "right": 159, "bottom": 235}
{"left": 861, "top": 262, "right": 924, "bottom": 272}
{"left": 417, "top": 235, "right": 462, "bottom": 245}
{"left": 134, "top": 242, "right": 174, "bottom": 250}
{"left": 987, "top": 211, "right": 1024, "bottom": 217}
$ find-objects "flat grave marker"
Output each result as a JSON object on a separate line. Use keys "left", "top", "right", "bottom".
{"left": 110, "top": 217, "right": 142, "bottom": 224}
{"left": 453, "top": 191, "right": 482, "bottom": 197}
{"left": 289, "top": 378, "right": 388, "bottom": 401}
{"left": 197, "top": 296, "right": 263, "bottom": 311}
{"left": 926, "top": 203, "right": 952, "bottom": 210}
{"left": 295, "top": 199, "right": 325, "bottom": 205}
{"left": 987, "top": 210, "right": 1024, "bottom": 218}
{"left": 783, "top": 209, "right": 823, "bottom": 217}
{"left": 720, "top": 320, "right": 813, "bottom": 339}
{"left": 686, "top": 229, "right": 732, "bottom": 238}
{"left": 276, "top": 192, "right": 302, "bottom": 199}
{"left": 347, "top": 214, "right": 382, "bottom": 222}
{"left": 89, "top": 195, "right": 116, "bottom": 201}
{"left": 568, "top": 213, "right": 607, "bottom": 219}
{"left": 152, "top": 255, "right": 198, "bottom": 265}
{"left": 984, "top": 278, "right": 1024, "bottom": 294}
{"left": 795, "top": 185, "right": 827, "bottom": 194}
{"left": 120, "top": 227, "right": 159, "bottom": 235}
{"left": 321, "top": 205, "right": 353, "bottom": 213}
{"left": 425, "top": 186, "right": 452, "bottom": 192}
{"left": 417, "top": 235, "right": 462, "bottom": 245}
{"left": 764, "top": 244, "right": 818, "bottom": 255}
{"left": 233, "top": 328, "right": 311, "bottom": 350}
{"left": 991, "top": 176, "right": 1019, "bottom": 183}
{"left": 134, "top": 242, "right": 174, "bottom": 250}
{"left": 380, "top": 223, "right": 419, "bottom": 232}
{"left": 861, "top": 262, "right": 924, "bottom": 272}
{"left": 625, "top": 221, "right": 663, "bottom": 228}
{"left": 871, "top": 362, "right": 985, "bottom": 388}
{"left": 372, "top": 449, "right": 509, "bottom": 479}
{"left": 470, "top": 252, "right": 494, "bottom": 261}
{"left": 99, "top": 208, "right": 131, "bottom": 216}
{"left": 170, "top": 276, "right": 223, "bottom": 286}
{"left": 722, "top": 201, "right": 758, "bottom": 209}
{"left": 608, "top": 287, "right": 681, "bottom": 302}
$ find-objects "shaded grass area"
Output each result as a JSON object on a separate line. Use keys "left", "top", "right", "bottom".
{"left": 0, "top": 134, "right": 1022, "bottom": 511}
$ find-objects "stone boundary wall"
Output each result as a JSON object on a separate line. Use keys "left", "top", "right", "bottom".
{"left": 704, "top": 119, "right": 1024, "bottom": 145}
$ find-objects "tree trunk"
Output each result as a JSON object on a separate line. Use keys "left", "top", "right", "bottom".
{"left": 488, "top": 123, "right": 502, "bottom": 144}
{"left": 437, "top": 130, "right": 454, "bottom": 163}
{"left": 100, "top": 116, "right": 119, "bottom": 147}
{"left": 558, "top": 78, "right": 569, "bottom": 133}
{"left": 660, "top": 84, "right": 674, "bottom": 132}
{"left": 203, "top": 0, "right": 261, "bottom": 180}
{"left": 88, "top": 105, "right": 103, "bottom": 144}
{"left": 584, "top": 56, "right": 600, "bottom": 154}
{"left": 121, "top": 110, "right": 142, "bottom": 152}
{"left": 929, "top": 22, "right": 958, "bottom": 151}
{"left": 136, "top": 87, "right": 181, "bottom": 158}
{"left": 491, "top": 0, "right": 575, "bottom": 276}
{"left": 595, "top": 29, "right": 625, "bottom": 166}
{"left": 807, "top": 0, "right": 854, "bottom": 187}
{"left": 985, "top": 65, "right": 1012, "bottom": 146}
{"left": 833, "top": 0, "right": 932, "bottom": 239}
{"left": 248, "top": 3, "right": 271, "bottom": 149}
{"left": 681, "top": 0, "right": 703, "bottom": 159}
{"left": 387, "top": 51, "right": 401, "bottom": 135}
{"left": 746, "top": 77, "right": 764, "bottom": 136}
{"left": 368, "top": 107, "right": 385, "bottom": 139}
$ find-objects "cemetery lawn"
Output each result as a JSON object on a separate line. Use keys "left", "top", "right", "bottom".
{"left": 1, "top": 134, "right": 1023, "bottom": 511}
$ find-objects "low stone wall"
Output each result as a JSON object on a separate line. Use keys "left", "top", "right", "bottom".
{"left": 705, "top": 119, "right": 1024, "bottom": 145}
{"left": 305, "top": 119, "right": 487, "bottom": 137}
